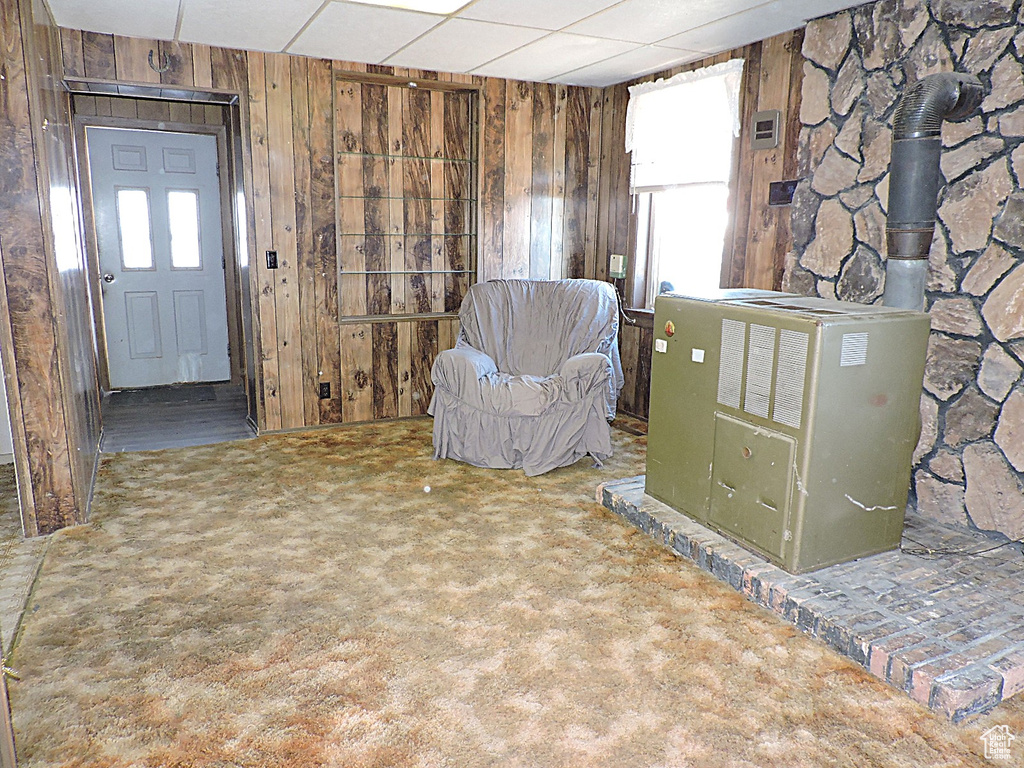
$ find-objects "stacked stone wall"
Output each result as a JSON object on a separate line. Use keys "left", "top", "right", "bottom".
{"left": 785, "top": 0, "right": 1024, "bottom": 540}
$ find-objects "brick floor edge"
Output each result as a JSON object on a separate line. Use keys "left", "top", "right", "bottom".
{"left": 598, "top": 475, "right": 1024, "bottom": 722}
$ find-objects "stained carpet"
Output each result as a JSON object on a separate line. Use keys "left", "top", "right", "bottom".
{"left": 8, "top": 419, "right": 1022, "bottom": 767}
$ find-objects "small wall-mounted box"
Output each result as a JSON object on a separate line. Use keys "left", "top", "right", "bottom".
{"left": 609, "top": 253, "right": 627, "bottom": 279}
{"left": 768, "top": 179, "right": 800, "bottom": 207}
{"left": 751, "top": 109, "right": 781, "bottom": 150}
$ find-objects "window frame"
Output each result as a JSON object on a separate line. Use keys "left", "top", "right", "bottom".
{"left": 620, "top": 61, "right": 747, "bottom": 312}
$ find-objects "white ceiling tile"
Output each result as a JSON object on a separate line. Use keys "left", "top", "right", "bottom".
{"left": 783, "top": 0, "right": 874, "bottom": 22}
{"left": 348, "top": 0, "right": 472, "bottom": 12}
{"left": 658, "top": 2, "right": 803, "bottom": 54}
{"left": 384, "top": 19, "right": 548, "bottom": 73}
{"left": 471, "top": 33, "right": 634, "bottom": 82}
{"left": 179, "top": 0, "right": 324, "bottom": 51}
{"left": 557, "top": 45, "right": 702, "bottom": 87}
{"left": 46, "top": 0, "right": 179, "bottom": 40}
{"left": 457, "top": 0, "right": 621, "bottom": 31}
{"left": 567, "top": 0, "right": 757, "bottom": 44}
{"left": 44, "top": 0, "right": 882, "bottom": 86}
{"left": 288, "top": 3, "right": 444, "bottom": 63}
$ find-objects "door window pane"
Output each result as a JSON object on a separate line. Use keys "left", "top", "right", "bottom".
{"left": 168, "top": 190, "right": 202, "bottom": 269}
{"left": 116, "top": 188, "right": 154, "bottom": 270}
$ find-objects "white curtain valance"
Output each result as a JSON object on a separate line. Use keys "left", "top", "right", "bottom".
{"left": 625, "top": 59, "right": 745, "bottom": 192}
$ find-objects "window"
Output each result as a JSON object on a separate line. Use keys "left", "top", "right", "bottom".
{"left": 167, "top": 189, "right": 202, "bottom": 269}
{"left": 115, "top": 188, "right": 154, "bottom": 270}
{"left": 624, "top": 59, "right": 744, "bottom": 308}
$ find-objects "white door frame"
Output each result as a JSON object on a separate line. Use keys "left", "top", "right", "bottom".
{"left": 75, "top": 112, "right": 244, "bottom": 393}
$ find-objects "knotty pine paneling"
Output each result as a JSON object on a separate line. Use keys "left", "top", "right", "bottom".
{"left": 607, "top": 31, "right": 805, "bottom": 420}
{"left": 60, "top": 27, "right": 612, "bottom": 433}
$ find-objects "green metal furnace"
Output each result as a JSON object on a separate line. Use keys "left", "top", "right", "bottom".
{"left": 645, "top": 289, "right": 930, "bottom": 573}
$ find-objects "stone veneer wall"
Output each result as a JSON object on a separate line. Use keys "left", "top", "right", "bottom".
{"left": 784, "top": 0, "right": 1024, "bottom": 540}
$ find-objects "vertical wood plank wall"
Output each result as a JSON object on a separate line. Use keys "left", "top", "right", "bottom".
{"left": 58, "top": 27, "right": 613, "bottom": 433}
{"left": 29, "top": 3, "right": 102, "bottom": 532}
{"left": 334, "top": 77, "right": 475, "bottom": 420}
{"left": 0, "top": 0, "right": 100, "bottom": 535}
{"left": 607, "top": 31, "right": 805, "bottom": 420}
{"left": 1, "top": 0, "right": 807, "bottom": 534}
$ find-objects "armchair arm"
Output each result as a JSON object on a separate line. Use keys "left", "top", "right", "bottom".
{"left": 431, "top": 346, "right": 498, "bottom": 394}
{"left": 432, "top": 347, "right": 557, "bottom": 416}
{"left": 558, "top": 353, "right": 616, "bottom": 418}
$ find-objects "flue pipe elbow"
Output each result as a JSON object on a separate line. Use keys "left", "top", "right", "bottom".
{"left": 882, "top": 72, "right": 984, "bottom": 310}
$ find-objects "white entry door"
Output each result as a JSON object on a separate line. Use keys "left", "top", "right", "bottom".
{"left": 87, "top": 127, "right": 230, "bottom": 388}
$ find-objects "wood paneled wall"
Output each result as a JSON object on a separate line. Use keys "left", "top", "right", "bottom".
{"left": 610, "top": 31, "right": 805, "bottom": 420}
{"left": 58, "top": 28, "right": 613, "bottom": 433}
{"left": 0, "top": 0, "right": 101, "bottom": 535}
{"left": 1, "top": 0, "right": 808, "bottom": 537}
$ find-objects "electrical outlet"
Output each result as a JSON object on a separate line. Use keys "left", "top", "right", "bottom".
{"left": 266, "top": 250, "right": 278, "bottom": 270}
{"left": 319, "top": 382, "right": 331, "bottom": 399}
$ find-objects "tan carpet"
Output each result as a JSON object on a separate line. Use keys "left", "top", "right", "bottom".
{"left": 7, "top": 418, "right": 1022, "bottom": 767}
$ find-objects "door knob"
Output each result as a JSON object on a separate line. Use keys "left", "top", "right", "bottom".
{"left": 102, "top": 273, "right": 115, "bottom": 283}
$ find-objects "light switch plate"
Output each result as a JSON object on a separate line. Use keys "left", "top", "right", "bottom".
{"left": 655, "top": 339, "right": 668, "bottom": 353}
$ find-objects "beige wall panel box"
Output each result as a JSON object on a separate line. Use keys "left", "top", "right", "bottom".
{"left": 609, "top": 253, "right": 627, "bottom": 279}
{"left": 752, "top": 109, "right": 780, "bottom": 149}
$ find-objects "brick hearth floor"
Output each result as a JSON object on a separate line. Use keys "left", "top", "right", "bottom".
{"left": 599, "top": 476, "right": 1024, "bottom": 722}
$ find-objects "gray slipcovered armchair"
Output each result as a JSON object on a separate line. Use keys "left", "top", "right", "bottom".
{"left": 428, "top": 279, "right": 623, "bottom": 476}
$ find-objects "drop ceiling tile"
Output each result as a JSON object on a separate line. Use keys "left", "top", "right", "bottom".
{"left": 288, "top": 3, "right": 444, "bottom": 63}
{"left": 567, "top": 0, "right": 756, "bottom": 44}
{"left": 179, "top": 0, "right": 324, "bottom": 51}
{"left": 471, "top": 32, "right": 634, "bottom": 82}
{"left": 558, "top": 45, "right": 702, "bottom": 87}
{"left": 658, "top": 2, "right": 803, "bottom": 54}
{"left": 46, "top": 0, "right": 179, "bottom": 39}
{"left": 457, "top": 0, "right": 621, "bottom": 31}
{"left": 783, "top": 0, "right": 875, "bottom": 22}
{"left": 384, "top": 18, "right": 548, "bottom": 73}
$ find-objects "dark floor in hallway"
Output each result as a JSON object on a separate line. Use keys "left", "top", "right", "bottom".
{"left": 100, "top": 383, "right": 254, "bottom": 453}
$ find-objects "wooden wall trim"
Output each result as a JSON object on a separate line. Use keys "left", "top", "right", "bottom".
{"left": 333, "top": 69, "right": 480, "bottom": 93}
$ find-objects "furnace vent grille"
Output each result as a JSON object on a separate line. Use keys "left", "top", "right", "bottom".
{"left": 773, "top": 329, "right": 809, "bottom": 428}
{"left": 717, "top": 319, "right": 746, "bottom": 409}
{"left": 841, "top": 332, "right": 869, "bottom": 367}
{"left": 743, "top": 324, "right": 776, "bottom": 419}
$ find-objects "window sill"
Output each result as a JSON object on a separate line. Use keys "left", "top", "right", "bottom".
{"left": 622, "top": 307, "right": 654, "bottom": 329}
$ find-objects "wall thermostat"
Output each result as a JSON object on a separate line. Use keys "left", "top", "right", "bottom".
{"left": 751, "top": 109, "right": 781, "bottom": 150}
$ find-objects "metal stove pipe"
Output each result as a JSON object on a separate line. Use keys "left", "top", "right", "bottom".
{"left": 882, "top": 72, "right": 985, "bottom": 311}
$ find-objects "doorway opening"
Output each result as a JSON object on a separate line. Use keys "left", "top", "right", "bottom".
{"left": 73, "top": 94, "right": 256, "bottom": 451}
